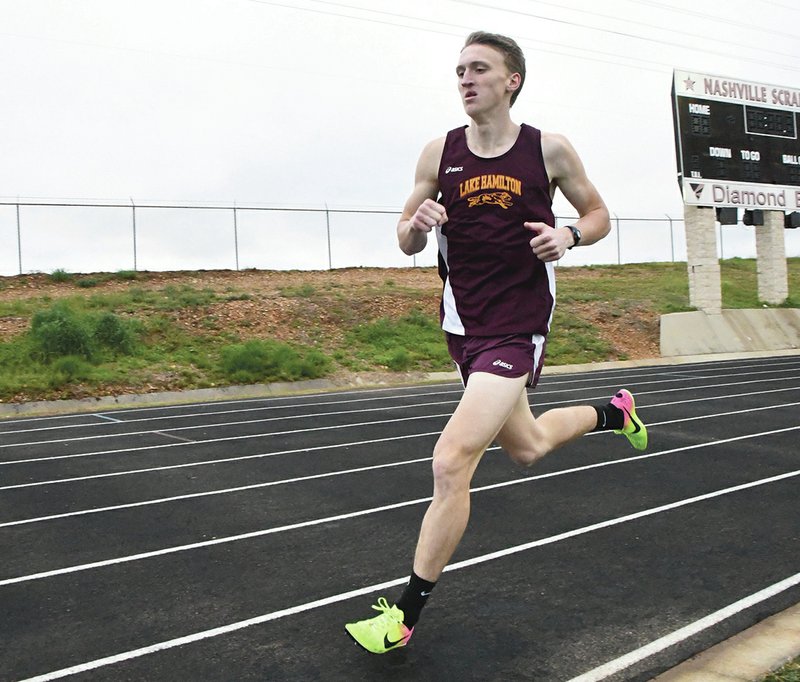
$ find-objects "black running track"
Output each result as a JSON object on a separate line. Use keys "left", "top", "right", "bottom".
{"left": 1, "top": 355, "right": 798, "bottom": 682}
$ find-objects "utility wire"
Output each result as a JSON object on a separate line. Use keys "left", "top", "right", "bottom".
{"left": 755, "top": 0, "right": 800, "bottom": 10}
{"left": 623, "top": 0, "right": 800, "bottom": 39}
{"left": 513, "top": 0, "right": 800, "bottom": 62}
{"left": 244, "top": 0, "right": 800, "bottom": 75}
{"left": 449, "top": 0, "right": 800, "bottom": 71}
{"left": 242, "top": 0, "right": 670, "bottom": 74}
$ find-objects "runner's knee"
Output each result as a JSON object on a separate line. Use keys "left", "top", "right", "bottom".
{"left": 431, "top": 440, "right": 477, "bottom": 494}
{"left": 501, "top": 422, "right": 552, "bottom": 467}
{"left": 505, "top": 442, "right": 549, "bottom": 467}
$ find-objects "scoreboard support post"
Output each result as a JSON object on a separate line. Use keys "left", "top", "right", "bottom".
{"left": 685, "top": 205, "right": 721, "bottom": 314}
{"left": 756, "top": 211, "right": 789, "bottom": 304}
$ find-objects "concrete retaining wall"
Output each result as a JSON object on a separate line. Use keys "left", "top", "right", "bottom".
{"left": 660, "top": 308, "right": 800, "bottom": 357}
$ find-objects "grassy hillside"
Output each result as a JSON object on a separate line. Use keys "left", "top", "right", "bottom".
{"left": 0, "top": 258, "right": 797, "bottom": 403}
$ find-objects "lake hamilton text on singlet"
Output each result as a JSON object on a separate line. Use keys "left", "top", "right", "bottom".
{"left": 459, "top": 174, "right": 523, "bottom": 198}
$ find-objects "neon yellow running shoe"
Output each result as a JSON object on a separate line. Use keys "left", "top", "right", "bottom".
{"left": 345, "top": 597, "right": 414, "bottom": 654}
{"left": 610, "top": 389, "right": 648, "bottom": 451}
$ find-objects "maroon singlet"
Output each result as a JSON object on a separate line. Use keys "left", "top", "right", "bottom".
{"left": 435, "top": 123, "right": 556, "bottom": 337}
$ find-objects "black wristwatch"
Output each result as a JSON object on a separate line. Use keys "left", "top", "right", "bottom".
{"left": 565, "top": 224, "right": 581, "bottom": 249}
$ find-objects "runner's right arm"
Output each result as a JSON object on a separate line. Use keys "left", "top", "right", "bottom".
{"left": 397, "top": 137, "right": 447, "bottom": 256}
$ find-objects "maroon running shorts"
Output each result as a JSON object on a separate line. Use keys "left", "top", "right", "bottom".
{"left": 446, "top": 332, "right": 546, "bottom": 389}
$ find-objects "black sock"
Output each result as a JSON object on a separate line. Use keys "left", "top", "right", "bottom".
{"left": 396, "top": 571, "right": 436, "bottom": 628}
{"left": 592, "top": 403, "right": 625, "bottom": 431}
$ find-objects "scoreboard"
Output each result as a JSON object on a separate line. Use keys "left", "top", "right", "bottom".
{"left": 672, "top": 70, "right": 800, "bottom": 210}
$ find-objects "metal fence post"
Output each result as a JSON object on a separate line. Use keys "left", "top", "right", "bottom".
{"left": 16, "top": 203, "right": 22, "bottom": 275}
{"left": 233, "top": 206, "right": 240, "bottom": 271}
{"left": 665, "top": 214, "right": 675, "bottom": 262}
{"left": 614, "top": 212, "right": 621, "bottom": 265}
{"left": 325, "top": 203, "right": 332, "bottom": 270}
{"left": 130, "top": 198, "right": 138, "bottom": 271}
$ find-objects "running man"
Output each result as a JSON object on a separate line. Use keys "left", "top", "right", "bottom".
{"left": 345, "top": 31, "right": 647, "bottom": 654}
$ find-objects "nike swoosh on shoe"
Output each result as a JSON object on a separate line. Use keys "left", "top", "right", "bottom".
{"left": 383, "top": 633, "right": 406, "bottom": 649}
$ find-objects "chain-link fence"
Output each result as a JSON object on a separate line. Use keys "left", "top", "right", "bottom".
{"left": 1, "top": 199, "right": 798, "bottom": 276}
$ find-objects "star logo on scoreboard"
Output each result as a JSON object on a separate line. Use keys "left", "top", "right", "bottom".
{"left": 683, "top": 76, "right": 696, "bottom": 91}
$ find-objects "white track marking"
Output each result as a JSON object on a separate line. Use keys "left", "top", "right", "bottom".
{"left": 0, "top": 389, "right": 463, "bottom": 434}
{"left": 2, "top": 394, "right": 797, "bottom": 492}
{"left": 0, "top": 431, "right": 441, "bottom": 491}
{"left": 448, "top": 468, "right": 800, "bottom": 571}
{"left": 0, "top": 401, "right": 455, "bottom": 448}
{"left": 2, "top": 380, "right": 798, "bottom": 470}
{"left": 1, "top": 367, "right": 797, "bottom": 448}
{"left": 3, "top": 360, "right": 795, "bottom": 437}
{"left": 566, "top": 572, "right": 800, "bottom": 682}
{"left": 17, "top": 473, "right": 800, "bottom": 682}
{"left": 2, "top": 426, "right": 798, "bottom": 586}
{"left": 2, "top": 356, "right": 797, "bottom": 429}
{"left": 0, "top": 456, "right": 433, "bottom": 528}
{"left": 1, "top": 398, "right": 797, "bottom": 519}
{"left": 91, "top": 414, "right": 121, "bottom": 423}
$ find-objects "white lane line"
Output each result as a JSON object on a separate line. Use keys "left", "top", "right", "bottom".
{"left": 3, "top": 356, "right": 797, "bottom": 430}
{"left": 6, "top": 359, "right": 794, "bottom": 436}
{"left": 17, "top": 471, "right": 800, "bottom": 682}
{"left": 2, "top": 399, "right": 798, "bottom": 520}
{"left": 151, "top": 431, "right": 195, "bottom": 444}
{"left": 3, "top": 380, "right": 799, "bottom": 472}
{"left": 566, "top": 572, "right": 800, "bottom": 682}
{"left": 645, "top": 387, "right": 800, "bottom": 411}
{"left": 18, "top": 574, "right": 411, "bottom": 682}
{"left": 2, "top": 394, "right": 797, "bottom": 491}
{"left": 0, "top": 432, "right": 440, "bottom": 491}
{"left": 0, "top": 383, "right": 462, "bottom": 426}
{"left": 0, "top": 388, "right": 462, "bottom": 435}
{"left": 1, "top": 368, "right": 797, "bottom": 449}
{"left": 644, "top": 400, "right": 800, "bottom": 426}
{"left": 91, "top": 414, "right": 122, "bottom": 423}
{"left": 0, "top": 456, "right": 434, "bottom": 528}
{"left": 2, "top": 427, "right": 798, "bottom": 586}
{"left": 0, "top": 401, "right": 455, "bottom": 451}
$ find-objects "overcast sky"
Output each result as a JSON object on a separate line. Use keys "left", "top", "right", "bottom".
{"left": 1, "top": 0, "right": 799, "bottom": 272}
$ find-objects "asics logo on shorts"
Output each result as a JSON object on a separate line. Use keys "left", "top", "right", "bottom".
{"left": 492, "top": 359, "right": 514, "bottom": 370}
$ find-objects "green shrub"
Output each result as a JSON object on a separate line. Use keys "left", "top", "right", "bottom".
{"left": 280, "top": 284, "right": 316, "bottom": 298}
{"left": 30, "top": 302, "right": 94, "bottom": 360}
{"left": 381, "top": 347, "right": 412, "bottom": 371}
{"left": 159, "top": 285, "right": 217, "bottom": 309}
{"left": 220, "top": 339, "right": 330, "bottom": 384}
{"left": 51, "top": 355, "right": 93, "bottom": 383}
{"left": 344, "top": 308, "right": 450, "bottom": 371}
{"left": 49, "top": 268, "right": 73, "bottom": 283}
{"left": 29, "top": 303, "right": 139, "bottom": 362}
{"left": 94, "top": 312, "right": 138, "bottom": 355}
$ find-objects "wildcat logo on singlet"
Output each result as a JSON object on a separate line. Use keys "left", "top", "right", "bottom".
{"left": 459, "top": 174, "right": 522, "bottom": 210}
{"left": 468, "top": 192, "right": 513, "bottom": 209}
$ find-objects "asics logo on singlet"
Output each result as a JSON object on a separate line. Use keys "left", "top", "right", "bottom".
{"left": 493, "top": 359, "right": 514, "bottom": 370}
{"left": 445, "top": 166, "right": 463, "bottom": 174}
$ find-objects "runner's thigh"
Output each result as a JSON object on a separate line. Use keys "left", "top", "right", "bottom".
{"left": 438, "top": 372, "right": 529, "bottom": 455}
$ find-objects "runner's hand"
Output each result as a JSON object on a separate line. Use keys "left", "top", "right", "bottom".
{"left": 525, "top": 222, "right": 570, "bottom": 262}
{"left": 410, "top": 199, "right": 448, "bottom": 233}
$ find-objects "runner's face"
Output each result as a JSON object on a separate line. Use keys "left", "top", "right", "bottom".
{"left": 456, "top": 44, "right": 516, "bottom": 116}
